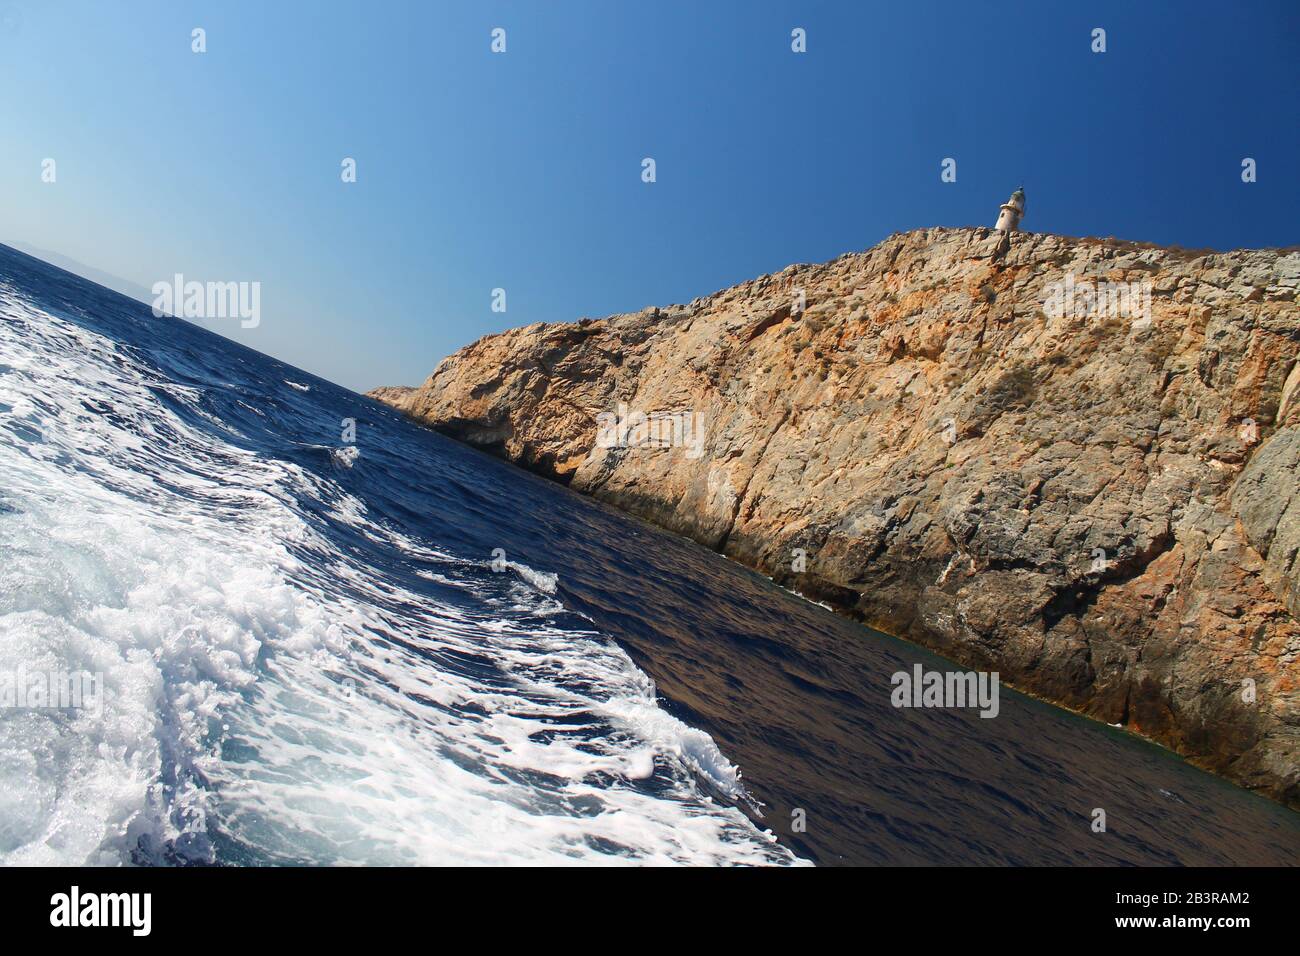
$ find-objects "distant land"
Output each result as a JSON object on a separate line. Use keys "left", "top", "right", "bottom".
{"left": 2, "top": 241, "right": 154, "bottom": 307}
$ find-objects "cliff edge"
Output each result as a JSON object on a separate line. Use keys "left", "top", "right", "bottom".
{"left": 371, "top": 226, "right": 1300, "bottom": 807}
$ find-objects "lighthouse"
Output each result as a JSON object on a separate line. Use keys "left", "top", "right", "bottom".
{"left": 995, "top": 187, "right": 1026, "bottom": 232}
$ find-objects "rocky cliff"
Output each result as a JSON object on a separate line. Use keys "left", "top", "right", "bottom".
{"left": 371, "top": 226, "right": 1300, "bottom": 807}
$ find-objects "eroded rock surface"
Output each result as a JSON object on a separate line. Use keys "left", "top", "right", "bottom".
{"left": 371, "top": 227, "right": 1300, "bottom": 807}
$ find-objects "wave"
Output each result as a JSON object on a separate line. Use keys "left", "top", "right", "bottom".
{"left": 0, "top": 282, "right": 802, "bottom": 866}
{"left": 504, "top": 559, "right": 558, "bottom": 595}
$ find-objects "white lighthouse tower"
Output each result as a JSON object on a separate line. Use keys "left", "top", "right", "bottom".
{"left": 995, "top": 186, "right": 1026, "bottom": 232}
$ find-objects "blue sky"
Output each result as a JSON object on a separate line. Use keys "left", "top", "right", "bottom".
{"left": 2, "top": 1, "right": 1296, "bottom": 392}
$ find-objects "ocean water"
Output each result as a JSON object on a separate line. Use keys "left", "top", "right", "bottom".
{"left": 0, "top": 244, "right": 1296, "bottom": 867}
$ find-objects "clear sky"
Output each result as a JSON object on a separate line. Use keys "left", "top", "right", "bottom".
{"left": 2, "top": 1, "right": 1296, "bottom": 392}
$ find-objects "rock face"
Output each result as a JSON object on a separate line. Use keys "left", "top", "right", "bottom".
{"left": 365, "top": 384, "right": 416, "bottom": 407}
{"left": 371, "top": 227, "right": 1300, "bottom": 808}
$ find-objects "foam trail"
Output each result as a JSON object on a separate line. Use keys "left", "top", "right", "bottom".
{"left": 0, "top": 283, "right": 803, "bottom": 866}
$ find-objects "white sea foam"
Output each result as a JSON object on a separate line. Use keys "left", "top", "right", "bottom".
{"left": 506, "top": 560, "right": 558, "bottom": 594}
{"left": 0, "top": 285, "right": 802, "bottom": 866}
{"left": 331, "top": 445, "right": 359, "bottom": 469}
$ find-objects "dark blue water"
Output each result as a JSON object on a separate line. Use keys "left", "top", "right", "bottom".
{"left": 1, "top": 243, "right": 1296, "bottom": 866}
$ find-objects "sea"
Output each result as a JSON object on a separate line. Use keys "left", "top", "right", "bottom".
{"left": 1, "top": 243, "right": 1296, "bottom": 866}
